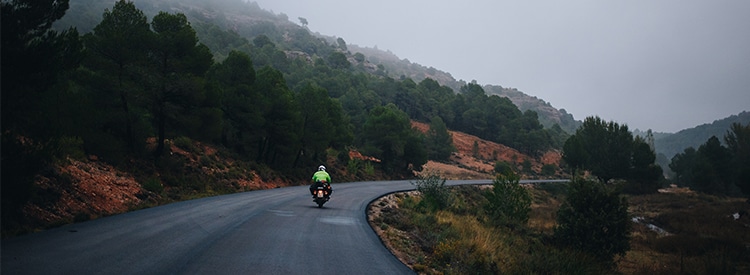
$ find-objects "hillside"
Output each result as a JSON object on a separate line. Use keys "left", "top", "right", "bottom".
{"left": 347, "top": 44, "right": 465, "bottom": 92}
{"left": 14, "top": 0, "right": 746, "bottom": 236}
{"left": 411, "top": 121, "right": 563, "bottom": 179}
{"left": 53, "top": 0, "right": 750, "bottom": 152}
{"left": 484, "top": 85, "right": 581, "bottom": 133}
{"left": 11, "top": 140, "right": 294, "bottom": 235}
{"left": 54, "top": 0, "right": 581, "bottom": 135}
{"left": 654, "top": 111, "right": 750, "bottom": 159}
{"left": 12, "top": 123, "right": 561, "bottom": 236}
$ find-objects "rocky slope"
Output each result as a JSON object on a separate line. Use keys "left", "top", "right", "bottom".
{"left": 411, "top": 121, "right": 562, "bottom": 179}
{"left": 16, "top": 124, "right": 563, "bottom": 235}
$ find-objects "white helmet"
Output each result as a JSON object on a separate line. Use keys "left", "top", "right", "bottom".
{"left": 318, "top": 165, "right": 326, "bottom": 171}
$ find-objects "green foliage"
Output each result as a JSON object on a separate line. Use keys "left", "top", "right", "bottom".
{"left": 624, "top": 136, "right": 664, "bottom": 194}
{"left": 669, "top": 147, "right": 697, "bottom": 186}
{"left": 353, "top": 52, "right": 365, "bottom": 63}
{"left": 564, "top": 116, "right": 663, "bottom": 191}
{"left": 335, "top": 37, "right": 347, "bottom": 51}
{"left": 84, "top": 0, "right": 150, "bottom": 148}
{"left": 2, "top": 0, "right": 82, "bottom": 136}
{"left": 327, "top": 51, "right": 350, "bottom": 69}
{"left": 724, "top": 123, "right": 750, "bottom": 196}
{"left": 363, "top": 104, "right": 424, "bottom": 172}
{"left": 483, "top": 172, "right": 531, "bottom": 227}
{"left": 172, "top": 136, "right": 194, "bottom": 151}
{"left": 403, "top": 131, "right": 428, "bottom": 171}
{"left": 670, "top": 123, "right": 750, "bottom": 196}
{"left": 364, "top": 161, "right": 375, "bottom": 176}
{"left": 253, "top": 66, "right": 302, "bottom": 168}
{"left": 55, "top": 136, "right": 87, "bottom": 161}
{"left": 3, "top": 0, "right": 572, "bottom": 233}
{"left": 554, "top": 178, "right": 631, "bottom": 264}
{"left": 521, "top": 159, "right": 533, "bottom": 174}
{"left": 450, "top": 83, "right": 552, "bottom": 156}
{"left": 413, "top": 173, "right": 450, "bottom": 211}
{"left": 207, "top": 50, "right": 263, "bottom": 155}
{"left": 655, "top": 111, "right": 750, "bottom": 160}
{"left": 294, "top": 83, "right": 353, "bottom": 167}
{"left": 377, "top": 185, "right": 617, "bottom": 274}
{"left": 149, "top": 11, "right": 214, "bottom": 157}
{"left": 425, "top": 116, "right": 455, "bottom": 161}
{"left": 494, "top": 161, "right": 513, "bottom": 175}
{"left": 541, "top": 164, "right": 557, "bottom": 176}
{"left": 563, "top": 116, "right": 634, "bottom": 183}
{"left": 346, "top": 159, "right": 360, "bottom": 176}
{"left": 142, "top": 177, "right": 164, "bottom": 194}
{"left": 691, "top": 136, "right": 731, "bottom": 194}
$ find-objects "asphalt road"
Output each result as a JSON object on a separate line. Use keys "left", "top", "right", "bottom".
{"left": 0, "top": 179, "right": 488, "bottom": 274}
{"left": 2, "top": 179, "right": 568, "bottom": 274}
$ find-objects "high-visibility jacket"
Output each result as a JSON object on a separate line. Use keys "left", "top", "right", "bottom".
{"left": 312, "top": 170, "right": 331, "bottom": 184}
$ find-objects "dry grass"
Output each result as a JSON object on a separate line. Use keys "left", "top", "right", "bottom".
{"left": 369, "top": 184, "right": 750, "bottom": 274}
{"left": 621, "top": 191, "right": 750, "bottom": 274}
{"left": 528, "top": 185, "right": 563, "bottom": 234}
{"left": 432, "top": 211, "right": 516, "bottom": 273}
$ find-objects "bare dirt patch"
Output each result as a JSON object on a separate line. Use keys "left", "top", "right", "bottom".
{"left": 23, "top": 158, "right": 148, "bottom": 226}
{"left": 411, "top": 121, "right": 562, "bottom": 178}
{"left": 20, "top": 140, "right": 291, "bottom": 232}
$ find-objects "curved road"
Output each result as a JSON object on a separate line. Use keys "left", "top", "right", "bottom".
{"left": 2, "top": 179, "right": 564, "bottom": 274}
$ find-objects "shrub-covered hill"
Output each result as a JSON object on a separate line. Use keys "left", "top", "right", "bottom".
{"left": 55, "top": 0, "right": 580, "bottom": 135}
{"left": 1, "top": 0, "right": 557, "bottom": 236}
{"left": 654, "top": 111, "right": 750, "bottom": 160}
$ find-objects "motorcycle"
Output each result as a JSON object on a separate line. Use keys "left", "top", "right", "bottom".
{"left": 311, "top": 181, "right": 331, "bottom": 208}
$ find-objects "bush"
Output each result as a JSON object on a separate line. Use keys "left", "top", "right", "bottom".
{"left": 413, "top": 173, "right": 449, "bottom": 211}
{"left": 364, "top": 161, "right": 375, "bottom": 176}
{"left": 483, "top": 172, "right": 531, "bottom": 227}
{"left": 346, "top": 159, "right": 360, "bottom": 176}
{"left": 173, "top": 136, "right": 197, "bottom": 153}
{"left": 541, "top": 164, "right": 557, "bottom": 176}
{"left": 55, "top": 136, "right": 86, "bottom": 160}
{"left": 142, "top": 177, "right": 164, "bottom": 194}
{"left": 522, "top": 159, "right": 533, "bottom": 174}
{"left": 494, "top": 161, "right": 513, "bottom": 175}
{"left": 554, "top": 178, "right": 631, "bottom": 264}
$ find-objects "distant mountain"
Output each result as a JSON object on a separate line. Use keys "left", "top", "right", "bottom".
{"left": 653, "top": 111, "right": 750, "bottom": 160}
{"left": 484, "top": 85, "right": 581, "bottom": 133}
{"left": 348, "top": 46, "right": 581, "bottom": 133}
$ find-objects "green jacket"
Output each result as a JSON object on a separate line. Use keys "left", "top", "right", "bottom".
{"left": 312, "top": 170, "right": 331, "bottom": 184}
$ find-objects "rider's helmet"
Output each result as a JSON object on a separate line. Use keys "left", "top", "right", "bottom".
{"left": 318, "top": 165, "right": 326, "bottom": 171}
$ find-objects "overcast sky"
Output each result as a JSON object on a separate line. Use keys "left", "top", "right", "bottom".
{"left": 251, "top": 0, "right": 749, "bottom": 133}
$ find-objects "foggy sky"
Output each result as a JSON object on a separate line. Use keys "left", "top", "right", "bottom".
{"left": 252, "top": 0, "right": 750, "bottom": 133}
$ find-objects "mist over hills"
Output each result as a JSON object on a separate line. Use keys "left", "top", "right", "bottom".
{"left": 54, "top": 0, "right": 747, "bottom": 158}
{"left": 55, "top": 0, "right": 580, "bottom": 133}
{"left": 650, "top": 111, "right": 750, "bottom": 160}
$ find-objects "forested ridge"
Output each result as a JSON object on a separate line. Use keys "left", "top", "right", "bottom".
{"left": 5, "top": 3, "right": 750, "bottom": 272}
{"left": 653, "top": 111, "right": 750, "bottom": 160}
{"left": 2, "top": 0, "right": 564, "bottom": 234}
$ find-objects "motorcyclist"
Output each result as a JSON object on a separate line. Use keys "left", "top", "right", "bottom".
{"left": 310, "top": 165, "right": 332, "bottom": 197}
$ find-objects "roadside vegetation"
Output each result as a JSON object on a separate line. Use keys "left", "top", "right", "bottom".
{"left": 2, "top": 0, "right": 558, "bottom": 236}
{"left": 377, "top": 115, "right": 750, "bottom": 273}
{"left": 4, "top": 6, "right": 749, "bottom": 273}
{"left": 370, "top": 174, "right": 750, "bottom": 274}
